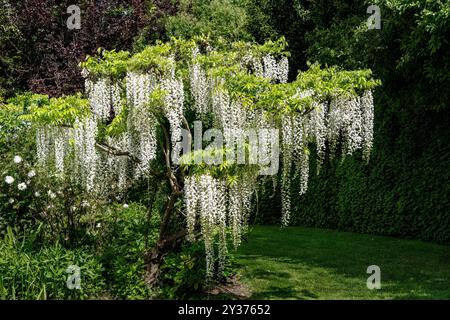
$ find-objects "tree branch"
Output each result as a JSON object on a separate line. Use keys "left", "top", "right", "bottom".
{"left": 95, "top": 142, "right": 141, "bottom": 164}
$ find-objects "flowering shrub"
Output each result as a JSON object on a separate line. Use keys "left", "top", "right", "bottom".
{"left": 12, "top": 37, "right": 379, "bottom": 282}
{"left": 0, "top": 154, "right": 40, "bottom": 234}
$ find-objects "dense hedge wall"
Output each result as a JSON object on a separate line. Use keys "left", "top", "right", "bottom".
{"left": 287, "top": 106, "right": 450, "bottom": 244}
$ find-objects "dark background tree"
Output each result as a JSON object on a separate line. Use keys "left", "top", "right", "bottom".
{"left": 1, "top": 0, "right": 177, "bottom": 97}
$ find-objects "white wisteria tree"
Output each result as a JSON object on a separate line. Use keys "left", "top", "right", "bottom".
{"left": 24, "top": 37, "right": 379, "bottom": 284}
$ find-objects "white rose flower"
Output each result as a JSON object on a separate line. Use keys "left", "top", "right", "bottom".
{"left": 8, "top": 198, "right": 14, "bottom": 204}
{"left": 28, "top": 170, "right": 36, "bottom": 178}
{"left": 48, "top": 190, "right": 56, "bottom": 199}
{"left": 18, "top": 183, "right": 27, "bottom": 191}
{"left": 123, "top": 204, "right": 129, "bottom": 209}
{"left": 13, "top": 156, "right": 22, "bottom": 164}
{"left": 34, "top": 191, "right": 41, "bottom": 197}
{"left": 5, "top": 176, "right": 14, "bottom": 184}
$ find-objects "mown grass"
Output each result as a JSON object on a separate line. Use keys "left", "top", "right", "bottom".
{"left": 235, "top": 226, "right": 450, "bottom": 299}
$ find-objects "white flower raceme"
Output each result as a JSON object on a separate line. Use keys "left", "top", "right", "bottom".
{"left": 18, "top": 183, "right": 27, "bottom": 191}
{"left": 263, "top": 55, "right": 277, "bottom": 80}
{"left": 125, "top": 71, "right": 158, "bottom": 177}
{"left": 74, "top": 116, "right": 98, "bottom": 191}
{"left": 278, "top": 56, "right": 289, "bottom": 84}
{"left": 184, "top": 173, "right": 256, "bottom": 279}
{"left": 13, "top": 155, "right": 22, "bottom": 164}
{"left": 161, "top": 77, "right": 184, "bottom": 163}
{"left": 35, "top": 126, "right": 73, "bottom": 176}
{"left": 54, "top": 128, "right": 67, "bottom": 173}
{"left": 361, "top": 90, "right": 375, "bottom": 161}
{"left": 85, "top": 78, "right": 121, "bottom": 121}
{"left": 262, "top": 55, "right": 289, "bottom": 83}
{"left": 190, "top": 47, "right": 210, "bottom": 115}
{"left": 36, "top": 128, "right": 50, "bottom": 166}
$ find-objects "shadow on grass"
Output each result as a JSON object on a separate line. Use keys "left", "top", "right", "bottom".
{"left": 235, "top": 226, "right": 450, "bottom": 299}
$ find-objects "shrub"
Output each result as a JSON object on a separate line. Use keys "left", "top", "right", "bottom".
{"left": 159, "top": 241, "right": 207, "bottom": 299}
{"left": 0, "top": 228, "right": 105, "bottom": 300}
{"left": 159, "top": 236, "right": 236, "bottom": 299}
{"left": 94, "top": 203, "right": 157, "bottom": 299}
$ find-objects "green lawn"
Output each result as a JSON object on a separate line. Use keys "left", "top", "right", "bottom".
{"left": 235, "top": 226, "right": 450, "bottom": 299}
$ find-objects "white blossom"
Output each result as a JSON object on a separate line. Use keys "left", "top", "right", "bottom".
{"left": 5, "top": 176, "right": 14, "bottom": 185}
{"left": 190, "top": 47, "right": 210, "bottom": 115}
{"left": 13, "top": 155, "right": 22, "bottom": 164}
{"left": 361, "top": 90, "right": 374, "bottom": 161}
{"left": 36, "top": 128, "right": 50, "bottom": 166}
{"left": 18, "top": 182, "right": 27, "bottom": 191}
{"left": 85, "top": 78, "right": 122, "bottom": 121}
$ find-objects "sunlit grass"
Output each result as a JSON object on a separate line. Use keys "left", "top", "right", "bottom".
{"left": 235, "top": 226, "right": 450, "bottom": 299}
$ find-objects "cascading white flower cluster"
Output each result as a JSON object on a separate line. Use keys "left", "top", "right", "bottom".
{"left": 36, "top": 128, "right": 50, "bottom": 167}
{"left": 73, "top": 116, "right": 98, "bottom": 192}
{"left": 36, "top": 126, "right": 71, "bottom": 175}
{"left": 279, "top": 90, "right": 375, "bottom": 225}
{"left": 262, "top": 55, "right": 289, "bottom": 83}
{"left": 187, "top": 49, "right": 288, "bottom": 268}
{"left": 327, "top": 92, "right": 375, "bottom": 160}
{"left": 36, "top": 105, "right": 129, "bottom": 198}
{"left": 242, "top": 54, "right": 288, "bottom": 83}
{"left": 190, "top": 48, "right": 210, "bottom": 115}
{"left": 125, "top": 72, "right": 159, "bottom": 176}
{"left": 54, "top": 127, "right": 70, "bottom": 174}
{"left": 184, "top": 173, "right": 256, "bottom": 279}
{"left": 161, "top": 77, "right": 184, "bottom": 163}
{"left": 37, "top": 57, "right": 184, "bottom": 194}
{"left": 360, "top": 90, "right": 375, "bottom": 161}
{"left": 85, "top": 78, "right": 121, "bottom": 121}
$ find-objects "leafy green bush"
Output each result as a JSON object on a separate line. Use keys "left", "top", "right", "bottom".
{"left": 159, "top": 236, "right": 237, "bottom": 299}
{"left": 0, "top": 228, "right": 105, "bottom": 300}
{"left": 94, "top": 203, "right": 157, "bottom": 299}
{"left": 159, "top": 241, "right": 207, "bottom": 299}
